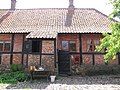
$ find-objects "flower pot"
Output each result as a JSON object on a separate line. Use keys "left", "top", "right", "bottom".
{"left": 50, "top": 76, "right": 56, "bottom": 82}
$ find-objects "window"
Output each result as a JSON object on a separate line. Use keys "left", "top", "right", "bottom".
{"left": 32, "top": 41, "right": 40, "bottom": 52}
{"left": 4, "top": 42, "right": 11, "bottom": 51}
{"left": 61, "top": 41, "right": 76, "bottom": 52}
{"left": 87, "top": 39, "right": 99, "bottom": 52}
{"left": 0, "top": 41, "right": 11, "bottom": 52}
{"left": 62, "top": 41, "right": 69, "bottom": 51}
{"left": 69, "top": 41, "right": 76, "bottom": 52}
{"left": 0, "top": 42, "right": 3, "bottom": 51}
{"left": 24, "top": 41, "right": 32, "bottom": 53}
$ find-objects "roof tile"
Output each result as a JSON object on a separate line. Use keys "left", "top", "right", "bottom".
{"left": 0, "top": 8, "right": 114, "bottom": 38}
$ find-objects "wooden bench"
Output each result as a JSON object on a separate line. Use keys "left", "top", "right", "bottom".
{"left": 30, "top": 70, "right": 50, "bottom": 81}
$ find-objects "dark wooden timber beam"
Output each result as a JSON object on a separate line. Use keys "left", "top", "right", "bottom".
{"left": 118, "top": 53, "right": 120, "bottom": 65}
{"left": 92, "top": 54, "right": 95, "bottom": 65}
{"left": 10, "top": 34, "right": 14, "bottom": 64}
{"left": 79, "top": 34, "right": 83, "bottom": 65}
{"left": 39, "top": 39, "right": 42, "bottom": 66}
{"left": 0, "top": 54, "right": 1, "bottom": 64}
{"left": 21, "top": 34, "right": 25, "bottom": 65}
{"left": 54, "top": 39, "right": 57, "bottom": 68}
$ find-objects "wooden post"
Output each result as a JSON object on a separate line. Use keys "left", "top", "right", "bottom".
{"left": 10, "top": 34, "right": 14, "bottom": 64}
{"left": 39, "top": 39, "right": 42, "bottom": 66}
{"left": 92, "top": 54, "right": 95, "bottom": 65}
{"left": 21, "top": 34, "right": 25, "bottom": 65}
{"left": 79, "top": 34, "right": 83, "bottom": 65}
{"left": 118, "top": 53, "right": 120, "bottom": 65}
{"left": 54, "top": 39, "right": 57, "bottom": 68}
{"left": 0, "top": 53, "right": 1, "bottom": 64}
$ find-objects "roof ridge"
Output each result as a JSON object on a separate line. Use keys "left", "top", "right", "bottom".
{"left": 0, "top": 8, "right": 95, "bottom": 10}
{"left": 94, "top": 9, "right": 117, "bottom": 22}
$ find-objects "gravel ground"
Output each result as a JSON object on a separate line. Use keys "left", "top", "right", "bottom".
{"left": 1, "top": 75, "right": 120, "bottom": 90}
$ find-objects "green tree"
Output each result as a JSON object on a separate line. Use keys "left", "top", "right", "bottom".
{"left": 109, "top": 0, "right": 120, "bottom": 18}
{"left": 97, "top": 0, "right": 120, "bottom": 62}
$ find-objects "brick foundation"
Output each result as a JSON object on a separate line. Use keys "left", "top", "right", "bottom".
{"left": 13, "top": 54, "right": 22, "bottom": 64}
{"left": 1, "top": 54, "right": 10, "bottom": 65}
{"left": 82, "top": 55, "right": 92, "bottom": 64}
{"left": 28, "top": 54, "right": 40, "bottom": 66}
{"left": 41, "top": 55, "right": 55, "bottom": 72}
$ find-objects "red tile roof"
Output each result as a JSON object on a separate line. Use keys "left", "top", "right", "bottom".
{"left": 0, "top": 8, "right": 114, "bottom": 38}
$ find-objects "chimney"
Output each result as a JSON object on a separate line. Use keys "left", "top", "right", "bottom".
{"left": 69, "top": 0, "right": 74, "bottom": 8}
{"left": 68, "top": 0, "right": 75, "bottom": 14}
{"left": 65, "top": 0, "right": 75, "bottom": 27}
{"left": 11, "top": 0, "right": 16, "bottom": 10}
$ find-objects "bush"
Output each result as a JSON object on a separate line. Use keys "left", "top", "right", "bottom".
{"left": 10, "top": 64, "right": 23, "bottom": 72}
{"left": 15, "top": 71, "right": 26, "bottom": 82}
{"left": 0, "top": 71, "right": 26, "bottom": 84}
{"left": 85, "top": 65, "right": 120, "bottom": 76}
{"left": 17, "top": 64, "right": 23, "bottom": 71}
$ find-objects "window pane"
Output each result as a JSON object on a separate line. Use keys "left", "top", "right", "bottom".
{"left": 62, "top": 41, "right": 68, "bottom": 51}
{"left": 87, "top": 44, "right": 92, "bottom": 52}
{"left": 69, "top": 41, "right": 76, "bottom": 52}
{"left": 24, "top": 41, "right": 32, "bottom": 53}
{"left": 94, "top": 40, "right": 100, "bottom": 51}
{"left": 94, "top": 40, "right": 100, "bottom": 45}
{"left": 32, "top": 41, "right": 40, "bottom": 52}
{"left": 87, "top": 39, "right": 92, "bottom": 44}
{"left": 0, "top": 42, "right": 3, "bottom": 52}
{"left": 4, "top": 42, "right": 11, "bottom": 51}
{"left": 87, "top": 39, "right": 93, "bottom": 52}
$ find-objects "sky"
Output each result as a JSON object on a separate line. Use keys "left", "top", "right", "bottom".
{"left": 0, "top": 0, "right": 113, "bottom": 15}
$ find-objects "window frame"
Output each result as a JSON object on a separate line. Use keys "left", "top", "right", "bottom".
{"left": 69, "top": 41, "right": 76, "bottom": 52}
{"left": 0, "top": 41, "right": 4, "bottom": 52}
{"left": 87, "top": 39, "right": 100, "bottom": 52}
{"left": 61, "top": 40, "right": 76, "bottom": 52}
{"left": 0, "top": 41, "right": 11, "bottom": 52}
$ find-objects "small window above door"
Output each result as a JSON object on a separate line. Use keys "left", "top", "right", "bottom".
{"left": 61, "top": 41, "right": 76, "bottom": 52}
{"left": 69, "top": 41, "right": 76, "bottom": 52}
{"left": 61, "top": 41, "right": 69, "bottom": 51}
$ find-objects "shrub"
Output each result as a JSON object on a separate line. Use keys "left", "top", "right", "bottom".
{"left": 10, "top": 64, "right": 18, "bottom": 72}
{"left": 0, "top": 71, "right": 26, "bottom": 84}
{"left": 85, "top": 65, "right": 120, "bottom": 76}
{"left": 15, "top": 71, "right": 26, "bottom": 82}
{"left": 17, "top": 64, "right": 23, "bottom": 71}
{"left": 10, "top": 64, "right": 23, "bottom": 72}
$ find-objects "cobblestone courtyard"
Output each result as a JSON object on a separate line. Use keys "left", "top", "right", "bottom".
{"left": 1, "top": 75, "right": 120, "bottom": 90}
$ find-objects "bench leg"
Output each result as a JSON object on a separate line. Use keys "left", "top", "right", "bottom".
{"left": 30, "top": 72, "right": 34, "bottom": 81}
{"left": 47, "top": 76, "right": 48, "bottom": 82}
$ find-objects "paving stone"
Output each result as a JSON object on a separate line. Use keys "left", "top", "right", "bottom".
{"left": 1, "top": 75, "right": 120, "bottom": 89}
